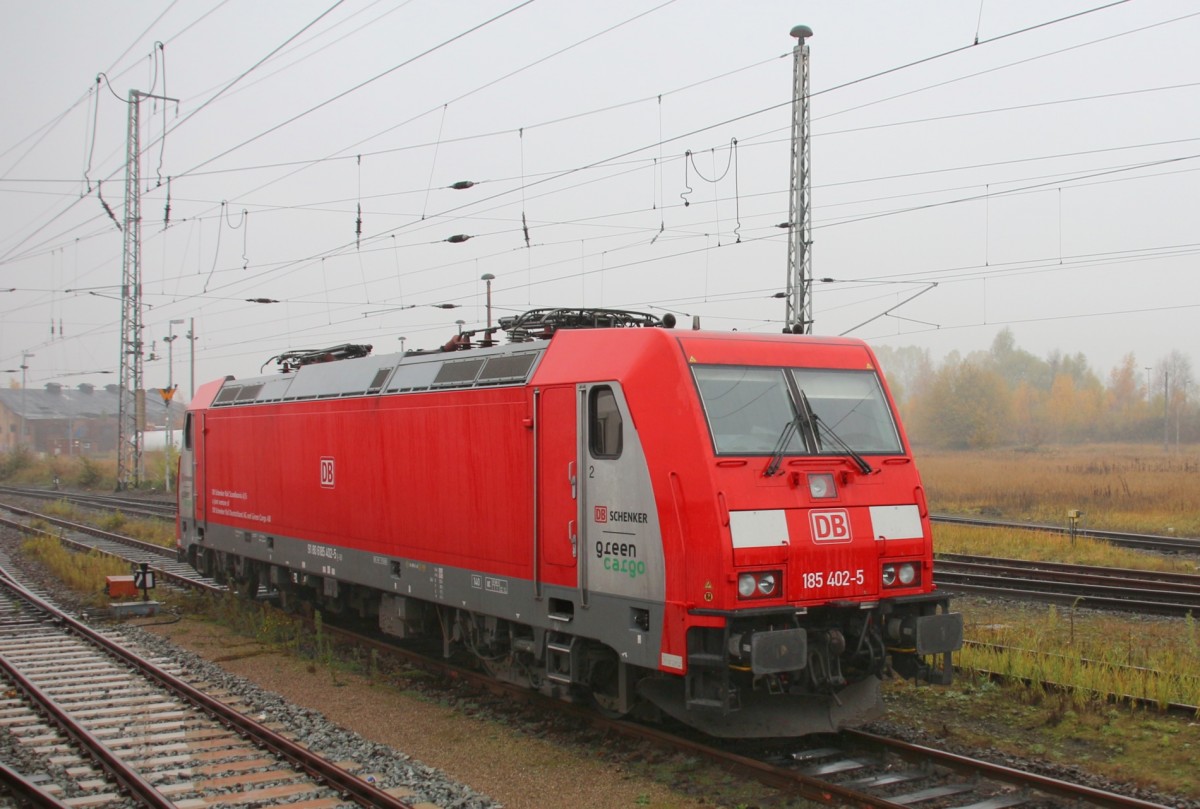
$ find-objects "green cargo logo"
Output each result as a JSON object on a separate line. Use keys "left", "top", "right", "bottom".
{"left": 596, "top": 540, "right": 646, "bottom": 578}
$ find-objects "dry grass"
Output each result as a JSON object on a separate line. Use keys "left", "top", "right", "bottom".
{"left": 33, "top": 498, "right": 176, "bottom": 549}
{"left": 1, "top": 448, "right": 177, "bottom": 492}
{"left": 97, "top": 510, "right": 176, "bottom": 548}
{"left": 19, "top": 535, "right": 132, "bottom": 605}
{"left": 918, "top": 444, "right": 1200, "bottom": 535}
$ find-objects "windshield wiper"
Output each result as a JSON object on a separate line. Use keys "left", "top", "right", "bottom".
{"left": 763, "top": 419, "right": 798, "bottom": 477}
{"left": 812, "top": 412, "right": 874, "bottom": 475}
{"left": 764, "top": 391, "right": 819, "bottom": 477}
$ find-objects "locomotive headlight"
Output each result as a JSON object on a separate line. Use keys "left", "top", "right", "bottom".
{"left": 882, "top": 562, "right": 919, "bottom": 588}
{"left": 737, "top": 571, "right": 783, "bottom": 599}
{"left": 808, "top": 473, "right": 837, "bottom": 499}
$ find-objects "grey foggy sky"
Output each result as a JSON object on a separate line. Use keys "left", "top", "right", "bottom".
{"left": 1, "top": 0, "right": 1197, "bottom": 395}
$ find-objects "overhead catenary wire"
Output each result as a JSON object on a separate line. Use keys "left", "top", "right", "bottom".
{"left": 203, "top": 0, "right": 1165, "bottom": 275}
{"left": 8, "top": 115, "right": 1198, "bottom": 305}
{"left": 5, "top": 0, "right": 1167, "bottom": 273}
{"left": 137, "top": 0, "right": 683, "bottom": 260}
{"left": 0, "top": 0, "right": 353, "bottom": 265}
{"left": 2, "top": 0, "right": 1192, "bottom": 375}
{"left": 84, "top": 130, "right": 1200, "bottom": 328}
{"left": 168, "top": 0, "right": 538, "bottom": 181}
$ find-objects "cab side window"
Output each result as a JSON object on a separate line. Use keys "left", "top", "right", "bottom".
{"left": 183, "top": 413, "right": 193, "bottom": 451}
{"left": 589, "top": 386, "right": 622, "bottom": 459}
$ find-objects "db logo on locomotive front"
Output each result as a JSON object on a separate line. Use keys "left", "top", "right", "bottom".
{"left": 319, "top": 457, "right": 335, "bottom": 489}
{"left": 810, "top": 509, "right": 852, "bottom": 543}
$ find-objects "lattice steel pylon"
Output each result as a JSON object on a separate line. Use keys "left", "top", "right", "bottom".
{"left": 785, "top": 25, "right": 814, "bottom": 335}
{"left": 117, "top": 89, "right": 175, "bottom": 490}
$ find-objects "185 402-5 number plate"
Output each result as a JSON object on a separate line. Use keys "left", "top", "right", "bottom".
{"left": 802, "top": 569, "right": 864, "bottom": 589}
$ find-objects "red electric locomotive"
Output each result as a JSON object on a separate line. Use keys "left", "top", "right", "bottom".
{"left": 177, "top": 308, "right": 962, "bottom": 737}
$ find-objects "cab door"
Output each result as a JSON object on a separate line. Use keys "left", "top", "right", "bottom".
{"left": 537, "top": 386, "right": 579, "bottom": 589}
{"left": 579, "top": 383, "right": 665, "bottom": 607}
{"left": 177, "top": 410, "right": 204, "bottom": 558}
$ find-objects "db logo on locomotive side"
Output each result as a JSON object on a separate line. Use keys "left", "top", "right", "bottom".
{"left": 319, "top": 457, "right": 335, "bottom": 488}
{"left": 594, "top": 506, "right": 608, "bottom": 523}
{"left": 810, "top": 509, "right": 852, "bottom": 543}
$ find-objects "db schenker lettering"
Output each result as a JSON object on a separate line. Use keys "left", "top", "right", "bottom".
{"left": 608, "top": 510, "right": 648, "bottom": 523}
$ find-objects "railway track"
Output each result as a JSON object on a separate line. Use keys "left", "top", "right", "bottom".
{"left": 931, "top": 513, "right": 1200, "bottom": 554}
{"left": 934, "top": 553, "right": 1200, "bottom": 616}
{"left": 317, "top": 619, "right": 1170, "bottom": 808}
{"left": 0, "top": 559, "right": 416, "bottom": 809}
{"left": 0, "top": 485, "right": 176, "bottom": 522}
{"left": 0, "top": 500, "right": 219, "bottom": 595}
{"left": 0, "top": 496, "right": 1186, "bottom": 806}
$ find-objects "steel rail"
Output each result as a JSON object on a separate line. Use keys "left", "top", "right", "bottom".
{"left": 934, "top": 559, "right": 1200, "bottom": 616}
{"left": 934, "top": 577, "right": 1200, "bottom": 615}
{"left": 931, "top": 513, "right": 1200, "bottom": 553}
{"left": 0, "top": 485, "right": 175, "bottom": 521}
{"left": 316, "top": 618, "right": 1174, "bottom": 808}
{"left": 0, "top": 625, "right": 174, "bottom": 809}
{"left": 0, "top": 761, "right": 73, "bottom": 809}
{"left": 844, "top": 728, "right": 1169, "bottom": 809}
{"left": 314, "top": 623, "right": 912, "bottom": 808}
{"left": 936, "top": 556, "right": 1200, "bottom": 600}
{"left": 939, "top": 553, "right": 1200, "bottom": 587}
{"left": 0, "top": 568, "right": 416, "bottom": 809}
{"left": 0, "top": 512, "right": 222, "bottom": 595}
{"left": 0, "top": 501, "right": 173, "bottom": 558}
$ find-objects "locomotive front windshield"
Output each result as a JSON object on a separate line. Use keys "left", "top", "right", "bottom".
{"left": 692, "top": 365, "right": 903, "bottom": 456}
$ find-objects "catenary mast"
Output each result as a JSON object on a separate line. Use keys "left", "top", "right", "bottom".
{"left": 117, "top": 88, "right": 175, "bottom": 490}
{"left": 785, "top": 25, "right": 814, "bottom": 334}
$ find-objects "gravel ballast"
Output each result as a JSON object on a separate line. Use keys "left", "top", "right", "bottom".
{"left": 127, "top": 615, "right": 718, "bottom": 809}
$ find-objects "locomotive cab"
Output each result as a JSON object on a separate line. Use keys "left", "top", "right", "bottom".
{"left": 613, "top": 332, "right": 962, "bottom": 736}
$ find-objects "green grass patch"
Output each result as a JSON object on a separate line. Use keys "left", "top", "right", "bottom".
{"left": 887, "top": 659, "right": 1200, "bottom": 797}
{"left": 907, "top": 595, "right": 1200, "bottom": 798}
{"left": 40, "top": 499, "right": 84, "bottom": 521}
{"left": 93, "top": 510, "right": 176, "bottom": 548}
{"left": 954, "top": 599, "right": 1200, "bottom": 709}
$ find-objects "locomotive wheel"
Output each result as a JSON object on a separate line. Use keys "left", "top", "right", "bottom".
{"left": 277, "top": 587, "right": 313, "bottom": 617}
{"left": 587, "top": 647, "right": 627, "bottom": 718}
{"left": 235, "top": 567, "right": 260, "bottom": 600}
{"left": 201, "top": 550, "right": 225, "bottom": 584}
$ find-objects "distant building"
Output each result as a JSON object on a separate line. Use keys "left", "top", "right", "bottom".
{"left": 0, "top": 383, "right": 185, "bottom": 456}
